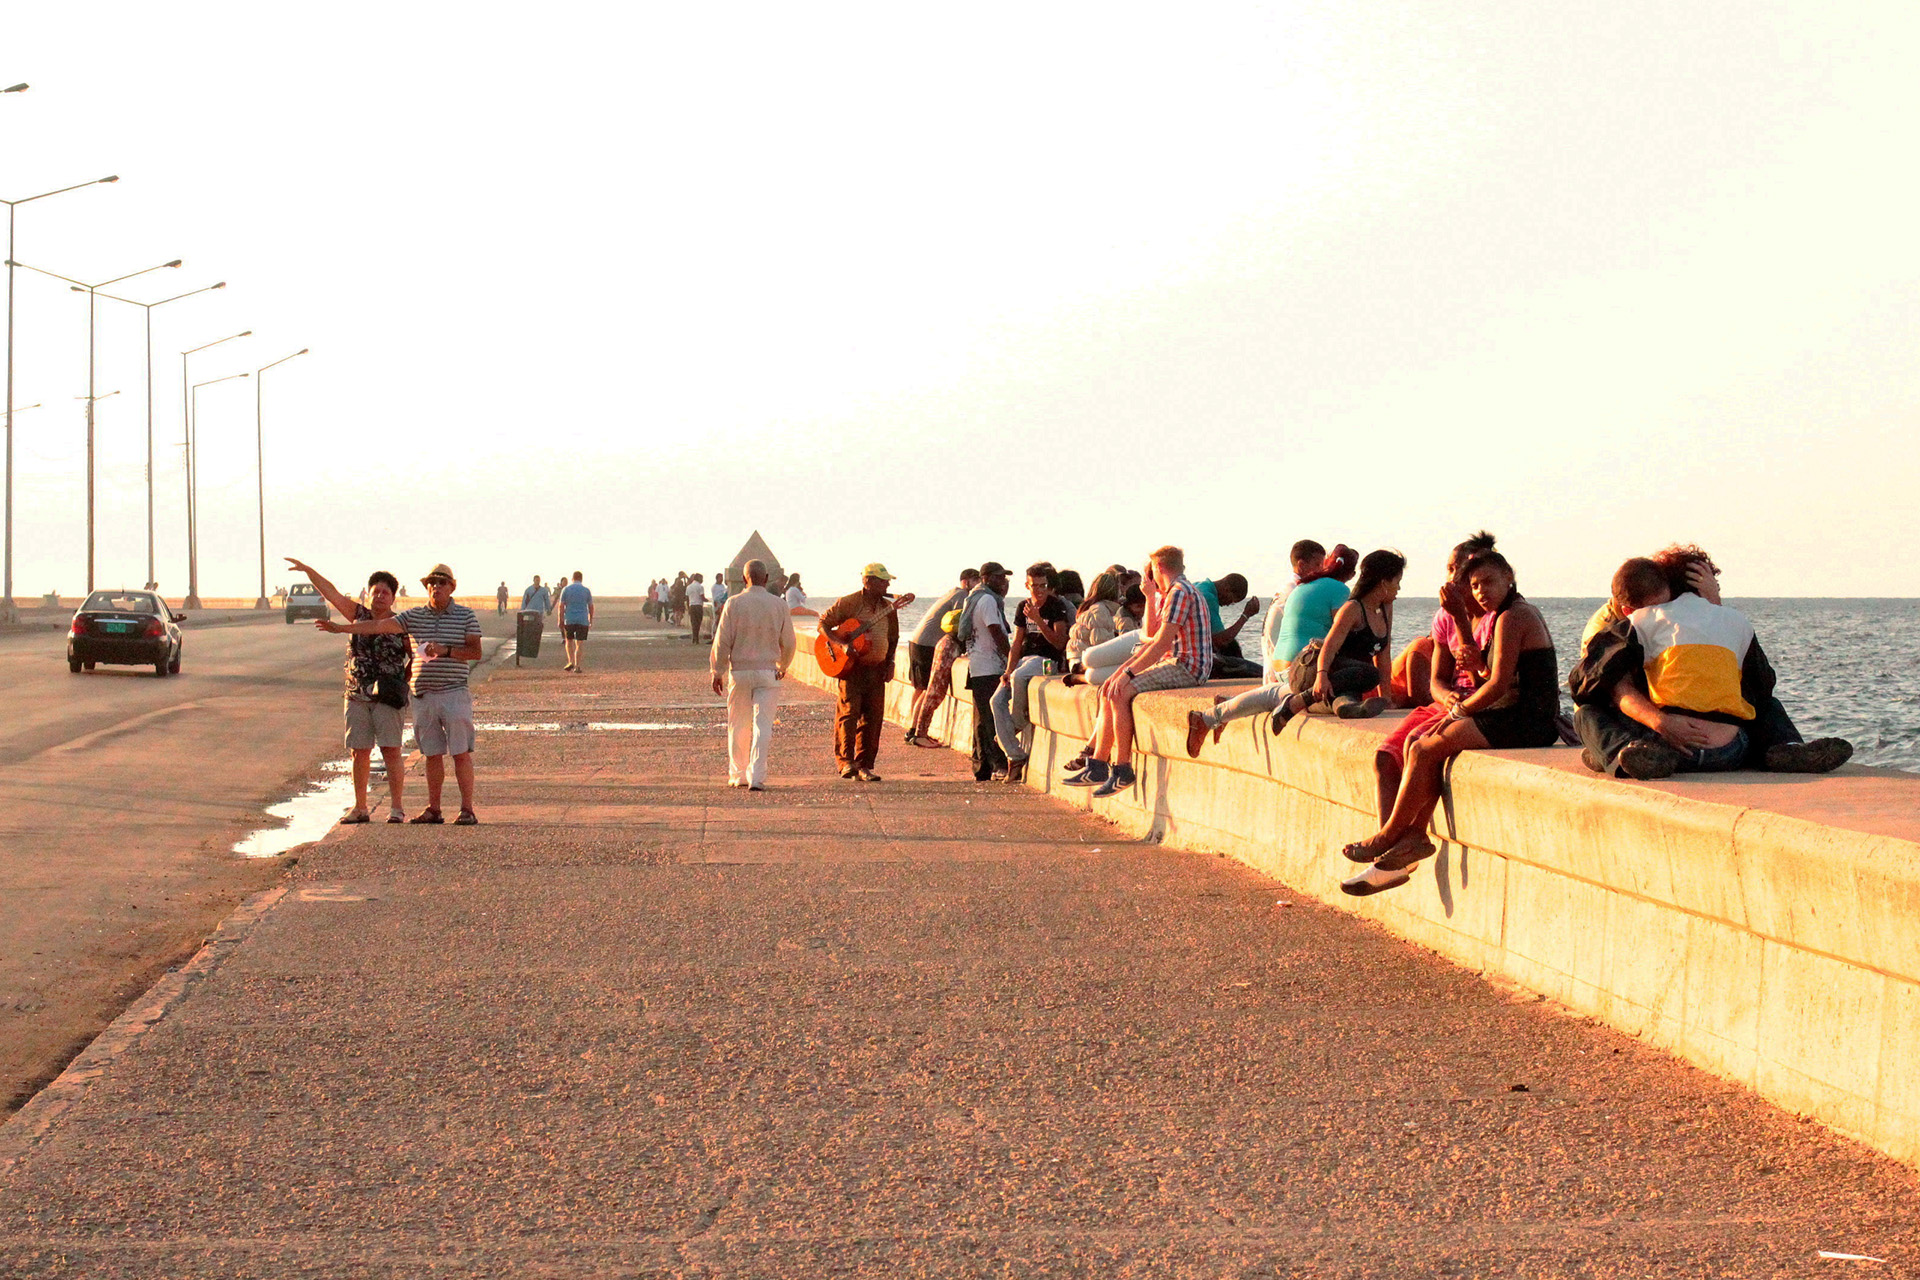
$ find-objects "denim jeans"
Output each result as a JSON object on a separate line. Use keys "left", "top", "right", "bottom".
{"left": 990, "top": 655, "right": 1047, "bottom": 762}
{"left": 1574, "top": 703, "right": 1752, "bottom": 775}
{"left": 967, "top": 673, "right": 1007, "bottom": 780}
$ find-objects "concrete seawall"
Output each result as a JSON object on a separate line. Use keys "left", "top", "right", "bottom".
{"left": 788, "top": 633, "right": 1920, "bottom": 1171}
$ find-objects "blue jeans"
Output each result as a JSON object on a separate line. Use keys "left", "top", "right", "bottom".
{"left": 1574, "top": 703, "right": 1751, "bottom": 775}
{"left": 990, "top": 655, "right": 1047, "bottom": 763}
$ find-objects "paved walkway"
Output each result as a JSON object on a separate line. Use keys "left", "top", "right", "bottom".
{"left": 1, "top": 611, "right": 1916, "bottom": 1277}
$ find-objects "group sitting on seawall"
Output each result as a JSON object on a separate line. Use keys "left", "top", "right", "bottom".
{"left": 893, "top": 536, "right": 1854, "bottom": 900}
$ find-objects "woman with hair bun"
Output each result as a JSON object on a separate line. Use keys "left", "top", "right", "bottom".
{"left": 1268, "top": 549, "right": 1403, "bottom": 730}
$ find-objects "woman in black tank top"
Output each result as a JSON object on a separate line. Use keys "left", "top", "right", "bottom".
{"left": 1340, "top": 551, "right": 1560, "bottom": 897}
{"left": 1272, "top": 550, "right": 1406, "bottom": 728}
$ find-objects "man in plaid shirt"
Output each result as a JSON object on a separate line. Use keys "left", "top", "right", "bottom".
{"left": 1065, "top": 545, "right": 1213, "bottom": 798}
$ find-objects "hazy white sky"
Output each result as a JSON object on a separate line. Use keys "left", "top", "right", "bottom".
{"left": 7, "top": 1, "right": 1917, "bottom": 602}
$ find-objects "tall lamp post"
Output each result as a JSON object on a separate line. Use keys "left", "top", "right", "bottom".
{"left": 179, "top": 332, "right": 249, "bottom": 608}
{"left": 1, "top": 174, "right": 118, "bottom": 622}
{"left": 10, "top": 258, "right": 182, "bottom": 592}
{"left": 93, "top": 280, "right": 225, "bottom": 589}
{"left": 252, "top": 349, "right": 307, "bottom": 609}
{"left": 189, "top": 374, "right": 248, "bottom": 608}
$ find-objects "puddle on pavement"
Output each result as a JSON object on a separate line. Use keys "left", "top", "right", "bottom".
{"left": 234, "top": 759, "right": 362, "bottom": 859}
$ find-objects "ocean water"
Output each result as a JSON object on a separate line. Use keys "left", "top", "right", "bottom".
{"left": 827, "top": 595, "right": 1920, "bottom": 773}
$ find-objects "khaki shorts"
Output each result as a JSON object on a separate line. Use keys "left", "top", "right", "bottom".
{"left": 344, "top": 696, "right": 405, "bottom": 751}
{"left": 413, "top": 687, "right": 476, "bottom": 757}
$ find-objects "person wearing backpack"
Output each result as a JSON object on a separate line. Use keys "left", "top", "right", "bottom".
{"left": 907, "top": 567, "right": 981, "bottom": 748}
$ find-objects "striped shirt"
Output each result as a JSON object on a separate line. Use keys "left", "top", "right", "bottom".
{"left": 1159, "top": 576, "right": 1214, "bottom": 681}
{"left": 397, "top": 603, "right": 481, "bottom": 694}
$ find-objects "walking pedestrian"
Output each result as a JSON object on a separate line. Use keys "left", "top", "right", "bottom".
{"left": 321, "top": 562, "right": 484, "bottom": 824}
{"left": 495, "top": 581, "right": 509, "bottom": 614}
{"left": 711, "top": 569, "right": 730, "bottom": 618}
{"left": 286, "top": 557, "right": 410, "bottom": 824}
{"left": 686, "top": 573, "right": 708, "bottom": 642}
{"left": 709, "top": 558, "right": 795, "bottom": 790}
{"left": 907, "top": 567, "right": 981, "bottom": 747}
{"left": 521, "top": 575, "right": 550, "bottom": 614}
{"left": 558, "top": 571, "right": 594, "bottom": 672}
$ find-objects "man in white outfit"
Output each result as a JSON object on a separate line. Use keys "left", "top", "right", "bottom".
{"left": 709, "top": 558, "right": 796, "bottom": 790}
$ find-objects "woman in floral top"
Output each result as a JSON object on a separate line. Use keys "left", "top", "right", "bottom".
{"left": 285, "top": 557, "right": 414, "bottom": 824}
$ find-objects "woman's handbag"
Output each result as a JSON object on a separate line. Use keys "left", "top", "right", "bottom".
{"left": 373, "top": 671, "right": 410, "bottom": 709}
{"left": 1287, "top": 638, "right": 1324, "bottom": 694}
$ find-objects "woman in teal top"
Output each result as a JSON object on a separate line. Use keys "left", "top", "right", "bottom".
{"left": 1273, "top": 545, "right": 1357, "bottom": 663}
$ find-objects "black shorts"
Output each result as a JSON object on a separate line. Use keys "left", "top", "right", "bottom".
{"left": 907, "top": 642, "right": 936, "bottom": 690}
{"left": 1470, "top": 703, "right": 1559, "bottom": 749}
{"left": 563, "top": 624, "right": 589, "bottom": 641}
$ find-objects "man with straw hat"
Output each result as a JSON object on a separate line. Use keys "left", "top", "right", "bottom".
{"left": 816, "top": 564, "right": 903, "bottom": 781}
{"left": 322, "top": 562, "right": 485, "bottom": 824}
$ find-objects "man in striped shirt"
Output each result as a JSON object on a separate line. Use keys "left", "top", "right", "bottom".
{"left": 1065, "top": 545, "right": 1213, "bottom": 799}
{"left": 321, "top": 562, "right": 485, "bottom": 824}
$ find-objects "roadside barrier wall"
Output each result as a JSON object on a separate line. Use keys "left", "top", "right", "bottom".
{"left": 788, "top": 632, "right": 1920, "bottom": 1171}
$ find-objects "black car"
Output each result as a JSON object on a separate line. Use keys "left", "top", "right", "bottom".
{"left": 68, "top": 590, "right": 183, "bottom": 677}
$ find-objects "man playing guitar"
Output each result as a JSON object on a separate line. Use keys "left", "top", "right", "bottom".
{"left": 816, "top": 564, "right": 907, "bottom": 781}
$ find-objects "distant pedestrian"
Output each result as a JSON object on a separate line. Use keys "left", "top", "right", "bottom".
{"left": 496, "top": 581, "right": 509, "bottom": 614}
{"left": 285, "top": 556, "right": 410, "bottom": 824}
{"left": 521, "top": 575, "right": 550, "bottom": 614}
{"left": 559, "top": 571, "right": 594, "bottom": 672}
{"left": 321, "top": 562, "right": 484, "bottom": 825}
{"left": 709, "top": 558, "right": 796, "bottom": 790}
{"left": 711, "top": 569, "right": 730, "bottom": 618}
{"left": 907, "top": 567, "right": 980, "bottom": 747}
{"left": 963, "top": 562, "right": 1012, "bottom": 781}
{"left": 548, "top": 573, "right": 565, "bottom": 617}
{"left": 686, "top": 573, "right": 708, "bottom": 642}
{"left": 670, "top": 573, "right": 688, "bottom": 624}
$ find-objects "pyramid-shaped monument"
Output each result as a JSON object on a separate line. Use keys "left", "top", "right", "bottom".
{"left": 726, "top": 531, "right": 782, "bottom": 592}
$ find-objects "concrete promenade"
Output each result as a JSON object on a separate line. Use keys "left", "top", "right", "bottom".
{"left": 1, "top": 610, "right": 1916, "bottom": 1276}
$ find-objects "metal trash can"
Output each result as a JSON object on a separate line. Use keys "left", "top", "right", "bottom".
{"left": 515, "top": 609, "right": 544, "bottom": 665}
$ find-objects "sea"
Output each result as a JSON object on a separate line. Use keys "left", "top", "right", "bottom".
{"left": 837, "top": 594, "right": 1920, "bottom": 774}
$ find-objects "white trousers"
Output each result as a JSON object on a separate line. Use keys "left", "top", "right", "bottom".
{"left": 1081, "top": 630, "right": 1142, "bottom": 687}
{"left": 726, "top": 668, "right": 780, "bottom": 787}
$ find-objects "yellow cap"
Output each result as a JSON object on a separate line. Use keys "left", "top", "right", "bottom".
{"left": 862, "top": 563, "right": 894, "bottom": 581}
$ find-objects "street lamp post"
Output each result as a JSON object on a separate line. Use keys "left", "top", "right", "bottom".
{"left": 189, "top": 373, "right": 248, "bottom": 608}
{"left": 93, "top": 281, "right": 225, "bottom": 589}
{"left": 11, "top": 258, "right": 182, "bottom": 592}
{"left": 0, "top": 174, "right": 117, "bottom": 622}
{"left": 179, "top": 333, "right": 249, "bottom": 609}
{"left": 252, "top": 349, "right": 308, "bottom": 609}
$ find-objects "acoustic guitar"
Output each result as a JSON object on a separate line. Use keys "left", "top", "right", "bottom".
{"left": 815, "top": 593, "right": 916, "bottom": 678}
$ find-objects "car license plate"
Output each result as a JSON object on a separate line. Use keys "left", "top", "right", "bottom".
{"left": 101, "top": 621, "right": 135, "bottom": 633}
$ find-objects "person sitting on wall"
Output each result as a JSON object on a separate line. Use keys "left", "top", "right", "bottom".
{"left": 1339, "top": 550, "right": 1562, "bottom": 897}
{"left": 1266, "top": 549, "right": 1403, "bottom": 731}
{"left": 1195, "top": 572, "right": 1263, "bottom": 680}
{"left": 1183, "top": 540, "right": 1329, "bottom": 757}
{"left": 1387, "top": 530, "right": 1496, "bottom": 710}
{"left": 1065, "top": 545, "right": 1212, "bottom": 798}
{"left": 1569, "top": 550, "right": 1853, "bottom": 779}
{"left": 1371, "top": 531, "right": 1499, "bottom": 821}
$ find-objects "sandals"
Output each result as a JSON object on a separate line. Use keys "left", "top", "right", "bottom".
{"left": 454, "top": 809, "right": 479, "bottom": 825}
{"left": 409, "top": 808, "right": 445, "bottom": 824}
{"left": 338, "top": 809, "right": 370, "bottom": 826}
{"left": 387, "top": 810, "right": 407, "bottom": 824}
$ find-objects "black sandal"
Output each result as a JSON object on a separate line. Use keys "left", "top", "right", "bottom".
{"left": 409, "top": 808, "right": 445, "bottom": 825}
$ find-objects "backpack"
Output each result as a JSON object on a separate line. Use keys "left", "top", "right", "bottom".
{"left": 952, "top": 586, "right": 990, "bottom": 647}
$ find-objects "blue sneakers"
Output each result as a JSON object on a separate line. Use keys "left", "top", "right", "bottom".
{"left": 1091, "top": 763, "right": 1136, "bottom": 798}
{"left": 1062, "top": 759, "right": 1109, "bottom": 788}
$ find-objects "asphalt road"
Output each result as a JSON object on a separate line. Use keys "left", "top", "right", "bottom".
{"left": 0, "top": 607, "right": 514, "bottom": 1112}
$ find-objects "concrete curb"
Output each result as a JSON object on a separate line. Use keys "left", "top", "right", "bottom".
{"left": 0, "top": 886, "right": 290, "bottom": 1172}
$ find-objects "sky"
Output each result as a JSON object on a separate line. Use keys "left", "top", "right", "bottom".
{"left": 5, "top": 0, "right": 1918, "bottom": 604}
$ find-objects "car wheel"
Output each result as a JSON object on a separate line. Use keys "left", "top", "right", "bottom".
{"left": 155, "top": 658, "right": 169, "bottom": 678}
{"left": 169, "top": 648, "right": 182, "bottom": 674}
{"left": 68, "top": 657, "right": 81, "bottom": 674}
{"left": 83, "top": 662, "right": 95, "bottom": 671}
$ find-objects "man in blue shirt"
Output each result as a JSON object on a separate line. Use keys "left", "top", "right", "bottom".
{"left": 558, "top": 571, "right": 594, "bottom": 673}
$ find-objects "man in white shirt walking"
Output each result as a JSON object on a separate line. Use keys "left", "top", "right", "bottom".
{"left": 686, "top": 573, "right": 709, "bottom": 643}
{"left": 709, "top": 559, "right": 796, "bottom": 790}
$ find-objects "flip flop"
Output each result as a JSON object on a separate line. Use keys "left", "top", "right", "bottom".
{"left": 1341, "top": 865, "right": 1412, "bottom": 896}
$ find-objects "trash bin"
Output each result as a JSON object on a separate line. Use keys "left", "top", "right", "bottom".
{"left": 515, "top": 609, "right": 544, "bottom": 664}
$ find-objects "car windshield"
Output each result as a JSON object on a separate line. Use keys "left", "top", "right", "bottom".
{"left": 81, "top": 591, "right": 159, "bottom": 615}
